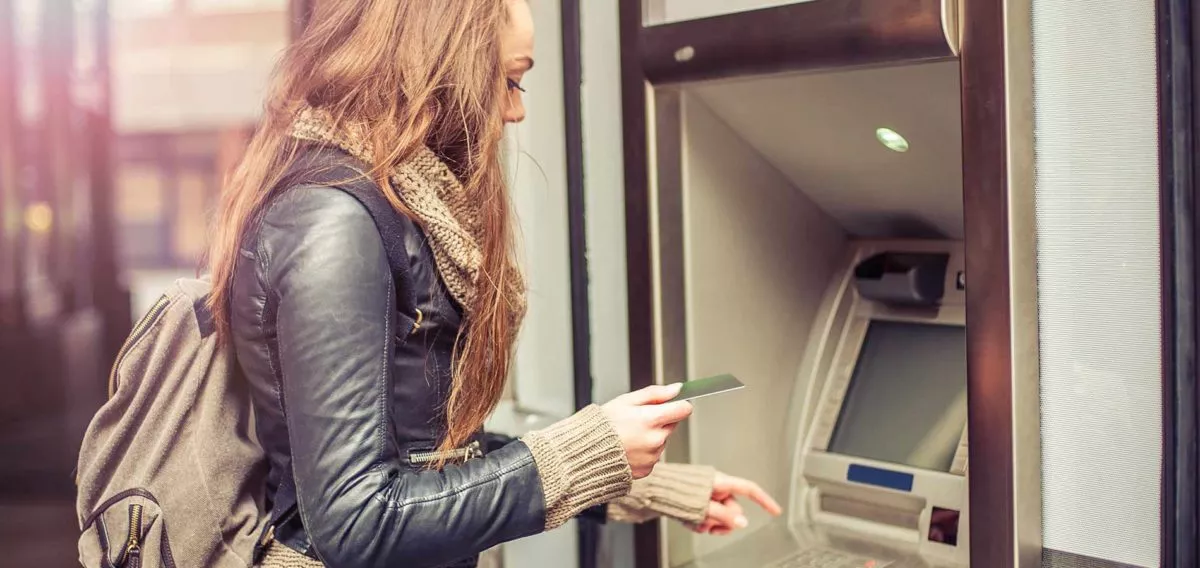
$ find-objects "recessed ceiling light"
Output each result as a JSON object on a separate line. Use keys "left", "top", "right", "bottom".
{"left": 875, "top": 127, "right": 910, "bottom": 153}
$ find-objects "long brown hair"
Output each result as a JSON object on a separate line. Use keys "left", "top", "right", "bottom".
{"left": 206, "top": 0, "right": 522, "bottom": 459}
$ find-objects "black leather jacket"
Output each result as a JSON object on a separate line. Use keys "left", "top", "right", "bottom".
{"left": 228, "top": 153, "right": 549, "bottom": 568}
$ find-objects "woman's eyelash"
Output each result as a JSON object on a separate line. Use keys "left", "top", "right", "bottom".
{"left": 507, "top": 78, "right": 526, "bottom": 93}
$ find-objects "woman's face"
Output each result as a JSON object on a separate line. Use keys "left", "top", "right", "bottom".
{"left": 500, "top": 0, "right": 535, "bottom": 124}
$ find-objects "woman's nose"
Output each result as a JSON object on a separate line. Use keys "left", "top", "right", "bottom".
{"left": 504, "top": 106, "right": 526, "bottom": 124}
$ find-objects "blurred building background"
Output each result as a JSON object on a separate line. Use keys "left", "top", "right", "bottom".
{"left": 109, "top": 0, "right": 286, "bottom": 315}
{"left": 1, "top": 1, "right": 294, "bottom": 564}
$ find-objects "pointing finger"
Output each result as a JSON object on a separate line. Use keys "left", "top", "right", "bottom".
{"left": 729, "top": 478, "right": 782, "bottom": 516}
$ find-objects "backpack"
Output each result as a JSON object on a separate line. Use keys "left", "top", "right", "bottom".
{"left": 75, "top": 150, "right": 420, "bottom": 568}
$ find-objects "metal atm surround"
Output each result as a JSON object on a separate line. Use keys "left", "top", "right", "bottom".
{"left": 617, "top": 0, "right": 1035, "bottom": 566}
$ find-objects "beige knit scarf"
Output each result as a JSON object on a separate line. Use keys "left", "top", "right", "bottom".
{"left": 289, "top": 106, "right": 525, "bottom": 319}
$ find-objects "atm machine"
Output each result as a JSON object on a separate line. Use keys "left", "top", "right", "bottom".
{"left": 789, "top": 244, "right": 968, "bottom": 566}
{"left": 618, "top": 1, "right": 974, "bottom": 567}
{"left": 675, "top": 241, "right": 969, "bottom": 568}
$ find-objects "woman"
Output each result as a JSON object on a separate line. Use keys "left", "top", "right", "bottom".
{"left": 206, "top": 1, "right": 781, "bottom": 566}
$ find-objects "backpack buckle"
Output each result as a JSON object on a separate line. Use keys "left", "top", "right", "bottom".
{"left": 411, "top": 308, "right": 423, "bottom": 335}
{"left": 252, "top": 525, "right": 276, "bottom": 563}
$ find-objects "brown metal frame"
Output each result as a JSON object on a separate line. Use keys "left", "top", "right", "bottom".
{"left": 958, "top": 0, "right": 1015, "bottom": 566}
{"left": 618, "top": 1, "right": 1015, "bottom": 567}
{"left": 638, "top": 0, "right": 953, "bottom": 85}
{"left": 617, "top": 3, "right": 660, "bottom": 562}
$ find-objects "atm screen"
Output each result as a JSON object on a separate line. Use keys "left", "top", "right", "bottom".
{"left": 828, "top": 320, "right": 968, "bottom": 472}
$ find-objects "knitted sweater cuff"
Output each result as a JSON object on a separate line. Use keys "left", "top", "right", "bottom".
{"left": 522, "top": 404, "right": 632, "bottom": 531}
{"left": 607, "top": 463, "right": 715, "bottom": 525}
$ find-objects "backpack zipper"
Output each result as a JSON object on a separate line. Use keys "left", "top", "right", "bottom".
{"left": 108, "top": 295, "right": 170, "bottom": 398}
{"left": 120, "top": 503, "right": 143, "bottom": 568}
{"left": 408, "top": 440, "right": 482, "bottom": 465}
{"left": 96, "top": 515, "right": 111, "bottom": 561}
{"left": 82, "top": 489, "right": 177, "bottom": 568}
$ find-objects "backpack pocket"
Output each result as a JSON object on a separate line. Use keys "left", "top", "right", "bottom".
{"left": 80, "top": 489, "right": 176, "bottom": 568}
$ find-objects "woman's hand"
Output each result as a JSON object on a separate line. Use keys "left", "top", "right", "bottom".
{"left": 601, "top": 384, "right": 693, "bottom": 479}
{"left": 688, "top": 472, "right": 783, "bottom": 535}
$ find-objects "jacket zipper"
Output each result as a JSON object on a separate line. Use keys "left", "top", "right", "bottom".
{"left": 120, "top": 503, "right": 143, "bottom": 568}
{"left": 108, "top": 295, "right": 170, "bottom": 398}
{"left": 408, "top": 440, "right": 482, "bottom": 465}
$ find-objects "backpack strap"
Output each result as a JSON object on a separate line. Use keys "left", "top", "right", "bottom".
{"left": 276, "top": 147, "right": 420, "bottom": 321}
{"left": 252, "top": 146, "right": 422, "bottom": 563}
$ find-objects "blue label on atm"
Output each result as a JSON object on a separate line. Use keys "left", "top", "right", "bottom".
{"left": 847, "top": 464, "right": 914, "bottom": 492}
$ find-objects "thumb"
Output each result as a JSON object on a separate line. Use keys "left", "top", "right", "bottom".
{"left": 706, "top": 500, "right": 749, "bottom": 530}
{"left": 647, "top": 400, "right": 694, "bottom": 426}
{"left": 623, "top": 383, "right": 683, "bottom": 405}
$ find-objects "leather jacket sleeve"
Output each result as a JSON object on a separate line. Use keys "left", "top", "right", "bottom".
{"left": 254, "top": 187, "right": 546, "bottom": 567}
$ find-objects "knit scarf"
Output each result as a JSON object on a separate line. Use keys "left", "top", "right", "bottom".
{"left": 289, "top": 106, "right": 526, "bottom": 320}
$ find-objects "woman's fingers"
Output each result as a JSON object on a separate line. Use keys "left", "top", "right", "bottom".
{"left": 706, "top": 499, "right": 748, "bottom": 530}
{"left": 721, "top": 496, "right": 744, "bottom": 520}
{"left": 690, "top": 480, "right": 776, "bottom": 537}
{"left": 725, "top": 476, "right": 782, "bottom": 516}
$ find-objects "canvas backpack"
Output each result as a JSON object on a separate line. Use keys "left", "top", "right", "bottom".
{"left": 75, "top": 152, "right": 420, "bottom": 568}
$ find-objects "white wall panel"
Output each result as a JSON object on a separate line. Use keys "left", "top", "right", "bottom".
{"left": 1032, "top": 1, "right": 1162, "bottom": 565}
